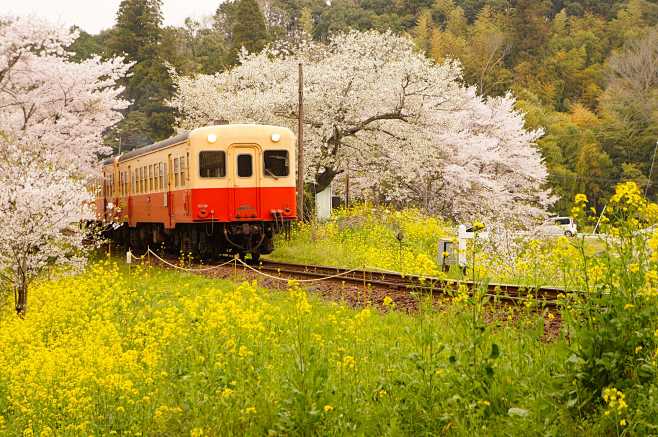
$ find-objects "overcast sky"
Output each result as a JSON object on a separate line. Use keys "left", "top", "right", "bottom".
{"left": 3, "top": 0, "right": 224, "bottom": 34}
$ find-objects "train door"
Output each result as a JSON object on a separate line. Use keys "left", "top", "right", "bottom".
{"left": 229, "top": 144, "right": 260, "bottom": 219}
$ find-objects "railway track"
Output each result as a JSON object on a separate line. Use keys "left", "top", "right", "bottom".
{"left": 140, "top": 249, "right": 570, "bottom": 308}
{"left": 250, "top": 260, "right": 568, "bottom": 308}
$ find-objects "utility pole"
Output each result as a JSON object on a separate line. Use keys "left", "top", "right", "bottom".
{"left": 297, "top": 62, "right": 304, "bottom": 220}
{"left": 345, "top": 163, "right": 350, "bottom": 208}
{"left": 645, "top": 140, "right": 658, "bottom": 198}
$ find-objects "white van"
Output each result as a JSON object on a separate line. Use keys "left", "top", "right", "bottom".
{"left": 541, "top": 216, "right": 577, "bottom": 237}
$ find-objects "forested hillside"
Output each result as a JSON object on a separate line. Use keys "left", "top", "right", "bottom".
{"left": 71, "top": 0, "right": 658, "bottom": 214}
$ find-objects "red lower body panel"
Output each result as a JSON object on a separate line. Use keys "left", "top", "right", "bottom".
{"left": 99, "top": 187, "right": 296, "bottom": 228}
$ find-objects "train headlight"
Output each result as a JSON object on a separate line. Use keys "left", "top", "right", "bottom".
{"left": 207, "top": 134, "right": 217, "bottom": 143}
{"left": 271, "top": 133, "right": 281, "bottom": 143}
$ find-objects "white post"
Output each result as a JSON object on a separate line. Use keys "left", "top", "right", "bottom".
{"left": 457, "top": 224, "right": 467, "bottom": 267}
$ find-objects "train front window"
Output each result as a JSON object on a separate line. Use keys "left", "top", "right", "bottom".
{"left": 264, "top": 150, "right": 289, "bottom": 177}
{"left": 199, "top": 151, "right": 226, "bottom": 178}
{"left": 237, "top": 154, "right": 253, "bottom": 178}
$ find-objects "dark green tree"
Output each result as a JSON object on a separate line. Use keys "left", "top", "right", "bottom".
{"left": 107, "top": 0, "right": 175, "bottom": 148}
{"left": 67, "top": 27, "right": 111, "bottom": 61}
{"left": 230, "top": 0, "right": 270, "bottom": 61}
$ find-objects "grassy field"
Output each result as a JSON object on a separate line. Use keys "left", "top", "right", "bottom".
{"left": 0, "top": 259, "right": 583, "bottom": 436}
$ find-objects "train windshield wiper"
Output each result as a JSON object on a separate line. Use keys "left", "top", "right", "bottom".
{"left": 265, "top": 168, "right": 279, "bottom": 180}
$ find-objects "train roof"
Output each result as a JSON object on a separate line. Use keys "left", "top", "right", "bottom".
{"left": 101, "top": 131, "right": 190, "bottom": 166}
{"left": 100, "top": 124, "right": 294, "bottom": 166}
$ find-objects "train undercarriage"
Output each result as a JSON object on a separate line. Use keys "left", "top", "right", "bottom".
{"left": 107, "top": 221, "right": 291, "bottom": 262}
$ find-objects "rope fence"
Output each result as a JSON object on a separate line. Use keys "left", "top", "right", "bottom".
{"left": 234, "top": 257, "right": 362, "bottom": 283}
{"left": 126, "top": 247, "right": 363, "bottom": 283}
{"left": 124, "top": 248, "right": 562, "bottom": 305}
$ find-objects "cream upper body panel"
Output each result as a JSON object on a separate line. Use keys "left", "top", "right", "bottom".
{"left": 189, "top": 124, "right": 296, "bottom": 189}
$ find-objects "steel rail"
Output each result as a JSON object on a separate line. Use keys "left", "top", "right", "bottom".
{"left": 138, "top": 252, "right": 569, "bottom": 308}
{"left": 255, "top": 260, "right": 569, "bottom": 307}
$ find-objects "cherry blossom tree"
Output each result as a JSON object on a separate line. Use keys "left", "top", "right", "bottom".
{"left": 0, "top": 16, "right": 129, "bottom": 314}
{"left": 0, "top": 140, "right": 93, "bottom": 316}
{"left": 171, "top": 30, "right": 551, "bottom": 225}
{"left": 0, "top": 16, "right": 130, "bottom": 175}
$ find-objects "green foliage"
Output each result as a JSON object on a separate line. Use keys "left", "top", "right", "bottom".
{"left": 230, "top": 0, "right": 270, "bottom": 61}
{"left": 66, "top": 27, "right": 109, "bottom": 61}
{"left": 559, "top": 184, "right": 658, "bottom": 433}
{"left": 161, "top": 20, "right": 229, "bottom": 75}
{"left": 106, "top": 0, "right": 175, "bottom": 148}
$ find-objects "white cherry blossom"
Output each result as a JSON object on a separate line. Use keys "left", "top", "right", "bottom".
{"left": 0, "top": 16, "right": 129, "bottom": 314}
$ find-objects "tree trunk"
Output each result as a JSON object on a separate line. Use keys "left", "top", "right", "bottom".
{"left": 314, "top": 167, "right": 340, "bottom": 193}
{"left": 15, "top": 282, "right": 27, "bottom": 317}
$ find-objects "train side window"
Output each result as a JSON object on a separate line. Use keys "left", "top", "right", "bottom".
{"left": 153, "top": 165, "right": 158, "bottom": 191}
{"left": 174, "top": 158, "right": 180, "bottom": 187}
{"left": 237, "top": 154, "right": 253, "bottom": 178}
{"left": 180, "top": 156, "right": 186, "bottom": 186}
{"left": 159, "top": 163, "right": 165, "bottom": 190}
{"left": 264, "top": 150, "right": 289, "bottom": 177}
{"left": 199, "top": 151, "right": 226, "bottom": 178}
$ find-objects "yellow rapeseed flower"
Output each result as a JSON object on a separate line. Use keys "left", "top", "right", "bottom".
{"left": 575, "top": 193, "right": 588, "bottom": 204}
{"left": 472, "top": 221, "right": 485, "bottom": 232}
{"left": 324, "top": 405, "right": 334, "bottom": 413}
{"left": 340, "top": 355, "right": 356, "bottom": 370}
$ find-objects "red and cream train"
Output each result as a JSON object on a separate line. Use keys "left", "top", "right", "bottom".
{"left": 96, "top": 124, "right": 297, "bottom": 260}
